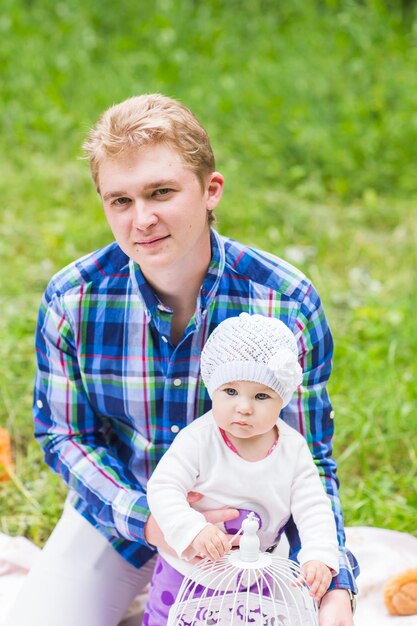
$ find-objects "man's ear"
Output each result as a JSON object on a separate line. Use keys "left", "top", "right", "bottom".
{"left": 206, "top": 172, "right": 224, "bottom": 211}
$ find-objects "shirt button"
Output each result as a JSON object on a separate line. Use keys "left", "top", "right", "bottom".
{"left": 201, "top": 310, "right": 207, "bottom": 318}
{"left": 161, "top": 336, "right": 168, "bottom": 343}
{"left": 330, "top": 410, "right": 335, "bottom": 419}
{"left": 173, "top": 378, "right": 182, "bottom": 387}
{"left": 36, "top": 399, "right": 43, "bottom": 409}
{"left": 171, "top": 425, "right": 180, "bottom": 434}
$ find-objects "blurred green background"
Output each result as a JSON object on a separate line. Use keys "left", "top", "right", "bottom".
{"left": 0, "top": 0, "right": 416, "bottom": 545}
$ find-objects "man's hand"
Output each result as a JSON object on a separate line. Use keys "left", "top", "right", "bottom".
{"left": 318, "top": 589, "right": 355, "bottom": 626}
{"left": 191, "top": 524, "right": 231, "bottom": 561}
{"left": 144, "top": 492, "right": 240, "bottom": 553}
{"left": 144, "top": 512, "right": 177, "bottom": 556}
{"left": 186, "top": 492, "right": 240, "bottom": 531}
{"left": 301, "top": 560, "right": 332, "bottom": 603}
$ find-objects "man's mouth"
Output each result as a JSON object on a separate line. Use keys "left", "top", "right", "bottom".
{"left": 135, "top": 235, "right": 170, "bottom": 246}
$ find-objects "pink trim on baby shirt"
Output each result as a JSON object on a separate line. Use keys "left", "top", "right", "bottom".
{"left": 219, "top": 427, "right": 279, "bottom": 458}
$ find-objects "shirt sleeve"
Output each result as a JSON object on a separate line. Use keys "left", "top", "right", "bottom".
{"left": 147, "top": 428, "right": 211, "bottom": 558}
{"left": 283, "top": 283, "right": 359, "bottom": 592}
{"left": 34, "top": 287, "right": 149, "bottom": 544}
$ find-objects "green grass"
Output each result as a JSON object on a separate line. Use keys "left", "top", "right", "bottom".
{"left": 0, "top": 0, "right": 416, "bottom": 545}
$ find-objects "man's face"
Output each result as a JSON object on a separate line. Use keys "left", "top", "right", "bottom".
{"left": 98, "top": 144, "right": 223, "bottom": 279}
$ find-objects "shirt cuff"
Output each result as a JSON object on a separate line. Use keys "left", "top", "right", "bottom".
{"left": 112, "top": 489, "right": 150, "bottom": 543}
{"left": 327, "top": 548, "right": 360, "bottom": 593}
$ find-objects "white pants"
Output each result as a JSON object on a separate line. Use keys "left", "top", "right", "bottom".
{"left": 5, "top": 504, "right": 155, "bottom": 626}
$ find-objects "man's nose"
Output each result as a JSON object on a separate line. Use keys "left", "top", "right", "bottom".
{"left": 132, "top": 201, "right": 158, "bottom": 229}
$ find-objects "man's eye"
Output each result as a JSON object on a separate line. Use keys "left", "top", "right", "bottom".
{"left": 255, "top": 393, "right": 270, "bottom": 400}
{"left": 153, "top": 188, "right": 172, "bottom": 197}
{"left": 113, "top": 197, "right": 130, "bottom": 206}
{"left": 224, "top": 388, "right": 238, "bottom": 396}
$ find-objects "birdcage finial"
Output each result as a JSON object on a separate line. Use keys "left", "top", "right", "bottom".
{"left": 238, "top": 512, "right": 261, "bottom": 563}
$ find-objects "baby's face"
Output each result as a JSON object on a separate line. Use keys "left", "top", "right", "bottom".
{"left": 211, "top": 380, "right": 283, "bottom": 440}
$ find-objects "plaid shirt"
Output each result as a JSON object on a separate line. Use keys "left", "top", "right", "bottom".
{"left": 34, "top": 229, "right": 358, "bottom": 590}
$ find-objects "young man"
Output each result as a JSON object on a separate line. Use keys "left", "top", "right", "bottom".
{"left": 6, "top": 94, "right": 357, "bottom": 626}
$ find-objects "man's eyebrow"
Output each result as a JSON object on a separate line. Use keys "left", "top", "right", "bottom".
{"left": 102, "top": 191, "right": 128, "bottom": 201}
{"left": 102, "top": 180, "right": 178, "bottom": 201}
{"left": 142, "top": 179, "right": 177, "bottom": 191}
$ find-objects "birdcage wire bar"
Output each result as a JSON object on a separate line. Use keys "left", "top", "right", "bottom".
{"left": 167, "top": 552, "right": 318, "bottom": 626}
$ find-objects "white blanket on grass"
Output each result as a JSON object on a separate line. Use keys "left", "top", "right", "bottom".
{"left": 1, "top": 527, "right": 416, "bottom": 625}
{"left": 345, "top": 527, "right": 417, "bottom": 624}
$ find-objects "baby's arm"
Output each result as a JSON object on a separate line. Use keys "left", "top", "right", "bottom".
{"left": 147, "top": 431, "right": 210, "bottom": 558}
{"left": 290, "top": 437, "right": 340, "bottom": 575}
{"left": 191, "top": 524, "right": 231, "bottom": 561}
{"left": 302, "top": 560, "right": 333, "bottom": 602}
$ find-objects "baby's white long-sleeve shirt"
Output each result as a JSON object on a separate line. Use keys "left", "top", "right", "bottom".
{"left": 147, "top": 412, "right": 339, "bottom": 576}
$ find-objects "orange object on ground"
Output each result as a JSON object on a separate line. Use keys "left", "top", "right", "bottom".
{"left": 383, "top": 568, "right": 417, "bottom": 616}
{"left": 0, "top": 427, "right": 14, "bottom": 481}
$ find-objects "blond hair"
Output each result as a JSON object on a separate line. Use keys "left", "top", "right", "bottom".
{"left": 83, "top": 94, "right": 216, "bottom": 201}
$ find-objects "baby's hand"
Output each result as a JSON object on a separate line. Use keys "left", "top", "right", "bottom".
{"left": 301, "top": 560, "right": 333, "bottom": 603}
{"left": 191, "top": 524, "right": 231, "bottom": 561}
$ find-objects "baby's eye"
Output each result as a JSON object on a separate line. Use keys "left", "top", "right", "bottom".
{"left": 224, "top": 388, "right": 238, "bottom": 396}
{"left": 255, "top": 393, "right": 270, "bottom": 400}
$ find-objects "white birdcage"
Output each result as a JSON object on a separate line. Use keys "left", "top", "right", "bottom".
{"left": 167, "top": 513, "right": 318, "bottom": 626}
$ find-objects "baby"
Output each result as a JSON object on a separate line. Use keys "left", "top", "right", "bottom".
{"left": 144, "top": 313, "right": 339, "bottom": 624}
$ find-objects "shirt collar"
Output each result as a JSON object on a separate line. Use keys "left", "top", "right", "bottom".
{"left": 129, "top": 228, "right": 225, "bottom": 319}
{"left": 199, "top": 229, "right": 225, "bottom": 312}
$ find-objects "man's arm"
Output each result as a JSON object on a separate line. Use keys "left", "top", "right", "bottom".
{"left": 34, "top": 288, "right": 149, "bottom": 543}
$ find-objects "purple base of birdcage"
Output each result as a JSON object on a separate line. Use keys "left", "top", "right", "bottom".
{"left": 171, "top": 592, "right": 312, "bottom": 626}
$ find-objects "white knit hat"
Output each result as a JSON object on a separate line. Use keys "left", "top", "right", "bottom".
{"left": 201, "top": 313, "right": 303, "bottom": 406}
